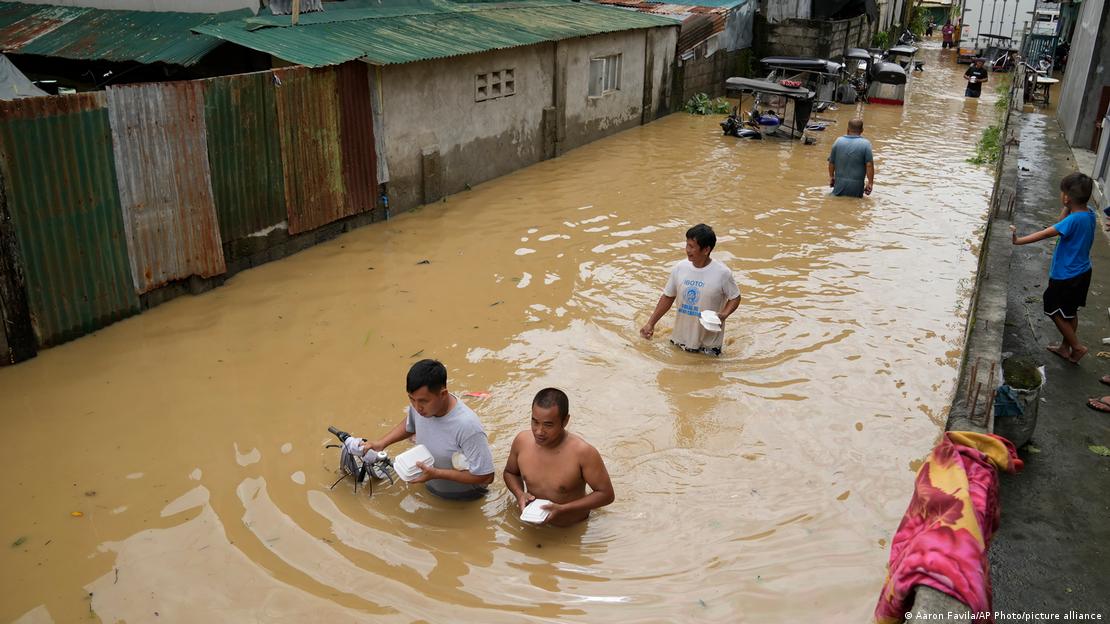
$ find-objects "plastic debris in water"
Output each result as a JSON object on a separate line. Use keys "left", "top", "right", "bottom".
{"left": 71, "top": 511, "right": 84, "bottom": 517}
{"left": 463, "top": 391, "right": 491, "bottom": 399}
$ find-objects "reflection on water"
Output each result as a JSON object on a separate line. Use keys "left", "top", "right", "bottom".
{"left": 0, "top": 44, "right": 995, "bottom": 623}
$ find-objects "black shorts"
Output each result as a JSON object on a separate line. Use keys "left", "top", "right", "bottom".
{"left": 1043, "top": 269, "right": 1092, "bottom": 319}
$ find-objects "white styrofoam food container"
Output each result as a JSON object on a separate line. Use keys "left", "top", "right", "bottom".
{"left": 394, "top": 444, "right": 434, "bottom": 482}
{"left": 699, "top": 309, "right": 722, "bottom": 331}
{"left": 520, "top": 499, "right": 552, "bottom": 524}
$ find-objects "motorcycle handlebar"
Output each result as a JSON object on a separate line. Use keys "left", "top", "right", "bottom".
{"left": 328, "top": 426, "right": 350, "bottom": 442}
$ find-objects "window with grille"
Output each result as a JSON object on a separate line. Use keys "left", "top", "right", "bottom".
{"left": 475, "top": 69, "right": 516, "bottom": 102}
{"left": 588, "top": 54, "right": 622, "bottom": 97}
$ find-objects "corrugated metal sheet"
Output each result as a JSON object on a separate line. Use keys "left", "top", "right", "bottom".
{"left": 106, "top": 81, "right": 226, "bottom": 293}
{"left": 649, "top": 0, "right": 747, "bottom": 7}
{"left": 204, "top": 71, "right": 286, "bottom": 242}
{"left": 273, "top": 66, "right": 349, "bottom": 235}
{"left": 0, "top": 3, "right": 84, "bottom": 49}
{"left": 677, "top": 13, "right": 722, "bottom": 52}
{"left": 0, "top": 92, "right": 139, "bottom": 346}
{"left": 336, "top": 62, "right": 377, "bottom": 217}
{"left": 0, "top": 2, "right": 251, "bottom": 66}
{"left": 195, "top": 0, "right": 680, "bottom": 68}
{"left": 267, "top": 0, "right": 324, "bottom": 15}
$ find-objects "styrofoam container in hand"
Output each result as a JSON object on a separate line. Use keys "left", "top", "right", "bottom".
{"left": 699, "top": 310, "right": 722, "bottom": 332}
{"left": 394, "top": 444, "right": 434, "bottom": 482}
{"left": 520, "top": 499, "right": 552, "bottom": 524}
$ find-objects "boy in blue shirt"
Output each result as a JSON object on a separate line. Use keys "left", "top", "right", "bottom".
{"left": 1010, "top": 173, "right": 1097, "bottom": 363}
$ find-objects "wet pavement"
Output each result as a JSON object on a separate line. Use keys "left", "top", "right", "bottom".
{"left": 989, "top": 111, "right": 1110, "bottom": 616}
{"left": 1, "top": 45, "right": 999, "bottom": 623}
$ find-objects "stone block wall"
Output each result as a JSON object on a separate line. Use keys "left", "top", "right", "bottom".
{"left": 673, "top": 48, "right": 753, "bottom": 108}
{"left": 755, "top": 13, "right": 871, "bottom": 59}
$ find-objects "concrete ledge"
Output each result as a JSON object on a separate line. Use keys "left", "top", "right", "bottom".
{"left": 904, "top": 72, "right": 1026, "bottom": 621}
{"left": 907, "top": 587, "right": 973, "bottom": 623}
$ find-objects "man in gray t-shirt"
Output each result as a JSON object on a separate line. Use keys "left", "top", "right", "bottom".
{"left": 362, "top": 359, "right": 494, "bottom": 500}
{"left": 827, "top": 118, "right": 875, "bottom": 197}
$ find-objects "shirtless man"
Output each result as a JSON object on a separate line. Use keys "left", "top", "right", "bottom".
{"left": 504, "top": 388, "right": 615, "bottom": 527}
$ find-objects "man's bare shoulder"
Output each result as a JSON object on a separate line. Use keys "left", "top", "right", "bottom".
{"left": 567, "top": 433, "right": 603, "bottom": 459}
{"left": 510, "top": 430, "right": 532, "bottom": 449}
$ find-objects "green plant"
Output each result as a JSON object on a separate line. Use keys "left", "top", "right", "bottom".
{"left": 910, "top": 5, "right": 929, "bottom": 36}
{"left": 993, "top": 73, "right": 1013, "bottom": 114}
{"left": 872, "top": 30, "right": 891, "bottom": 49}
{"left": 684, "top": 93, "right": 731, "bottom": 115}
{"left": 969, "top": 124, "right": 1002, "bottom": 165}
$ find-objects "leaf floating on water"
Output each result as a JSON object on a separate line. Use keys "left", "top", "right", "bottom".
{"left": 698, "top": 599, "right": 707, "bottom": 608}
{"left": 1089, "top": 445, "right": 1110, "bottom": 457}
{"left": 1025, "top": 445, "right": 1041, "bottom": 454}
{"left": 11, "top": 536, "right": 26, "bottom": 547}
{"left": 70, "top": 511, "right": 83, "bottom": 518}
{"left": 489, "top": 300, "right": 504, "bottom": 307}
{"left": 410, "top": 349, "right": 424, "bottom": 358}
{"left": 84, "top": 490, "right": 96, "bottom": 497}
{"left": 416, "top": 259, "right": 430, "bottom": 265}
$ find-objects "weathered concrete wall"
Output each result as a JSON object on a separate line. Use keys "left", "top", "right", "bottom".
{"left": 1057, "top": 0, "right": 1110, "bottom": 148}
{"left": 649, "top": 26, "right": 678, "bottom": 119}
{"left": 12, "top": 0, "right": 257, "bottom": 11}
{"left": 680, "top": 48, "right": 752, "bottom": 101}
{"left": 379, "top": 44, "right": 555, "bottom": 210}
{"left": 757, "top": 14, "right": 870, "bottom": 59}
{"left": 379, "top": 27, "right": 676, "bottom": 211}
{"left": 561, "top": 30, "right": 658, "bottom": 151}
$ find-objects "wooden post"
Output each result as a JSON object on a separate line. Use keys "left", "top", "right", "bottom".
{"left": 0, "top": 166, "right": 36, "bottom": 365}
{"left": 292, "top": 0, "right": 301, "bottom": 25}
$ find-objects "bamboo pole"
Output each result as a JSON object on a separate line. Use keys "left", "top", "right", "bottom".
{"left": 292, "top": 0, "right": 301, "bottom": 25}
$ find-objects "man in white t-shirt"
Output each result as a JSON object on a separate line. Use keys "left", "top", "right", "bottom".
{"left": 361, "top": 359, "right": 495, "bottom": 500}
{"left": 639, "top": 224, "right": 741, "bottom": 356}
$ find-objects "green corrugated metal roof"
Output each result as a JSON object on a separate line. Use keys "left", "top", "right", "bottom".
{"left": 0, "top": 1, "right": 252, "bottom": 66}
{"left": 647, "top": 0, "right": 748, "bottom": 8}
{"left": 196, "top": 0, "right": 679, "bottom": 67}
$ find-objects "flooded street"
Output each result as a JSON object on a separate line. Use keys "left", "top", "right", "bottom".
{"left": 1, "top": 44, "right": 998, "bottom": 623}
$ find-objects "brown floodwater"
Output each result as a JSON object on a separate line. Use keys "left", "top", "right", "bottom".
{"left": 1, "top": 44, "right": 998, "bottom": 623}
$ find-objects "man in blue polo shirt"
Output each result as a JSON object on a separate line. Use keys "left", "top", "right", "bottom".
{"left": 827, "top": 118, "right": 875, "bottom": 197}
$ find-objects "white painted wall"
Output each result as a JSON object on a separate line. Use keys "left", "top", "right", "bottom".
{"left": 760, "top": 0, "right": 810, "bottom": 23}
{"left": 958, "top": 0, "right": 1038, "bottom": 50}
{"left": 12, "top": 0, "right": 257, "bottom": 12}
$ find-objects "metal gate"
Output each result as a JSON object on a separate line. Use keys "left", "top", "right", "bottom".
{"left": 1023, "top": 33, "right": 1058, "bottom": 67}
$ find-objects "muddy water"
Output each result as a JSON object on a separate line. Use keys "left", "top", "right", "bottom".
{"left": 1, "top": 45, "right": 997, "bottom": 623}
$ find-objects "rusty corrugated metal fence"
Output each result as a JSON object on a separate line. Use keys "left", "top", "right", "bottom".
{"left": 107, "top": 81, "right": 227, "bottom": 293}
{"left": 275, "top": 66, "right": 349, "bottom": 235}
{"left": 0, "top": 62, "right": 379, "bottom": 354}
{"left": 337, "top": 62, "right": 379, "bottom": 218}
{"left": 0, "top": 93, "right": 139, "bottom": 346}
{"left": 204, "top": 71, "right": 286, "bottom": 242}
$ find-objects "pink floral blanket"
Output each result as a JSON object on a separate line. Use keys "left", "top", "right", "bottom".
{"left": 875, "top": 431, "right": 1023, "bottom": 623}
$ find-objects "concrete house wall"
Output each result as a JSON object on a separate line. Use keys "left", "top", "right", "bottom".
{"left": 1057, "top": 0, "right": 1110, "bottom": 148}
{"left": 560, "top": 28, "right": 675, "bottom": 151}
{"left": 379, "top": 44, "right": 555, "bottom": 210}
{"left": 379, "top": 27, "right": 677, "bottom": 211}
